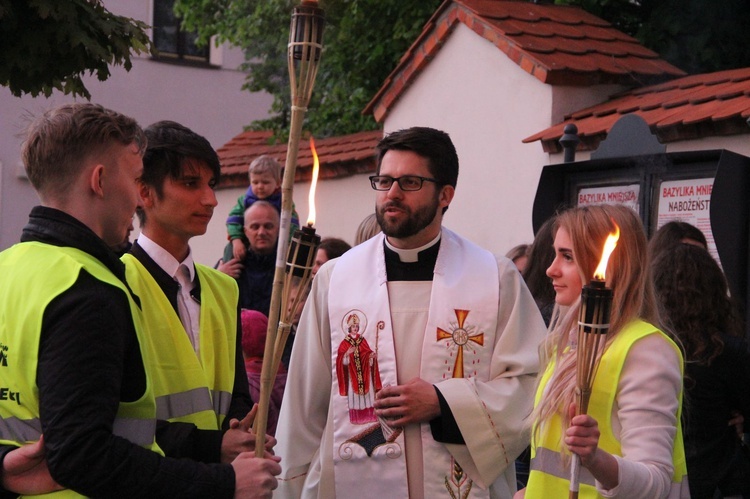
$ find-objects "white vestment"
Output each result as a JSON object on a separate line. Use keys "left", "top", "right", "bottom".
{"left": 275, "top": 230, "right": 546, "bottom": 499}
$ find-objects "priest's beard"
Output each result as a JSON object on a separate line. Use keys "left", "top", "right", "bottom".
{"left": 376, "top": 195, "right": 440, "bottom": 239}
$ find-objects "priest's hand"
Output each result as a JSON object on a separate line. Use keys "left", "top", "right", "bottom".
{"left": 728, "top": 409, "right": 744, "bottom": 439}
{"left": 374, "top": 378, "right": 440, "bottom": 428}
{"left": 1, "top": 436, "right": 63, "bottom": 495}
{"left": 233, "top": 404, "right": 258, "bottom": 433}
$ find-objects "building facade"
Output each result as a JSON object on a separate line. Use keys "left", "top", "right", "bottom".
{"left": 0, "top": 0, "right": 272, "bottom": 263}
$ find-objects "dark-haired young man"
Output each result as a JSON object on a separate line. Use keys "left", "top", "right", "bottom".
{"left": 122, "top": 121, "right": 279, "bottom": 472}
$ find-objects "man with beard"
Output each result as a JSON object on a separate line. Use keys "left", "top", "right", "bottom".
{"left": 274, "top": 127, "right": 546, "bottom": 499}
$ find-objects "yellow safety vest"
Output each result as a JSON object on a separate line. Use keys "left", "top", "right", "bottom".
{"left": 526, "top": 320, "right": 687, "bottom": 498}
{"left": 122, "top": 255, "right": 238, "bottom": 430}
{"left": 0, "top": 242, "right": 163, "bottom": 498}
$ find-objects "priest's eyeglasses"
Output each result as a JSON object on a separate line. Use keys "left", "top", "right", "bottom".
{"left": 369, "top": 175, "right": 439, "bottom": 191}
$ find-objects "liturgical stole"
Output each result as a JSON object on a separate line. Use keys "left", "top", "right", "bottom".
{"left": 328, "top": 229, "right": 499, "bottom": 498}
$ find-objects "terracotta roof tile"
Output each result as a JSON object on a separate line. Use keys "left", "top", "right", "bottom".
{"left": 680, "top": 99, "right": 734, "bottom": 125}
{"left": 364, "top": 0, "right": 684, "bottom": 122}
{"left": 217, "top": 130, "right": 382, "bottom": 189}
{"left": 511, "top": 33, "right": 568, "bottom": 54}
{"left": 713, "top": 99, "right": 750, "bottom": 120}
{"left": 524, "top": 67, "right": 750, "bottom": 152}
{"left": 216, "top": 130, "right": 274, "bottom": 149}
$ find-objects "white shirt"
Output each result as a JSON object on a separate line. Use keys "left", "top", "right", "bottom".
{"left": 137, "top": 233, "right": 201, "bottom": 354}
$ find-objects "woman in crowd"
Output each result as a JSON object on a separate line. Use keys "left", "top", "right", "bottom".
{"left": 652, "top": 243, "right": 750, "bottom": 499}
{"left": 517, "top": 204, "right": 688, "bottom": 498}
{"left": 648, "top": 220, "right": 708, "bottom": 253}
{"left": 241, "top": 309, "right": 286, "bottom": 435}
{"left": 354, "top": 212, "right": 381, "bottom": 245}
{"left": 506, "top": 243, "right": 530, "bottom": 272}
{"left": 522, "top": 216, "right": 557, "bottom": 326}
{"left": 312, "top": 237, "right": 351, "bottom": 276}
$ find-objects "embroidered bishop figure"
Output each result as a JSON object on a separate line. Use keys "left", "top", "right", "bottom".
{"left": 336, "top": 311, "right": 382, "bottom": 424}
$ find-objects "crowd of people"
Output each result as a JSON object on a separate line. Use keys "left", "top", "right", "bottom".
{"left": 0, "top": 102, "right": 748, "bottom": 499}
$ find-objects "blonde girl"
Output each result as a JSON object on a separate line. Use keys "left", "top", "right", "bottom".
{"left": 517, "top": 204, "right": 689, "bottom": 498}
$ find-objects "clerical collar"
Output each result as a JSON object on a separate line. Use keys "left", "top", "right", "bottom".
{"left": 384, "top": 233, "right": 441, "bottom": 262}
{"left": 383, "top": 232, "right": 441, "bottom": 281}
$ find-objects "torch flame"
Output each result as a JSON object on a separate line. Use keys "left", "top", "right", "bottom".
{"left": 307, "top": 137, "right": 319, "bottom": 226}
{"left": 593, "top": 223, "right": 620, "bottom": 280}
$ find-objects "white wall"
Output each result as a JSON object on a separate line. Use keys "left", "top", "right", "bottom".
{"left": 666, "top": 135, "right": 750, "bottom": 156}
{"left": 550, "top": 84, "right": 624, "bottom": 125}
{"left": 0, "top": 0, "right": 272, "bottom": 251}
{"left": 384, "top": 24, "right": 553, "bottom": 256}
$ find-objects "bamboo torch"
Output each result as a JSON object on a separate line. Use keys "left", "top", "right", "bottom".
{"left": 271, "top": 138, "right": 321, "bottom": 381}
{"left": 253, "top": 1, "right": 325, "bottom": 456}
{"left": 569, "top": 224, "right": 620, "bottom": 498}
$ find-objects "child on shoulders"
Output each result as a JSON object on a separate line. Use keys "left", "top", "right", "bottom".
{"left": 226, "top": 155, "right": 299, "bottom": 260}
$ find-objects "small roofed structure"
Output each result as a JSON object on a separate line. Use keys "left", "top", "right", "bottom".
{"left": 524, "top": 67, "right": 750, "bottom": 153}
{"left": 364, "top": 0, "right": 685, "bottom": 123}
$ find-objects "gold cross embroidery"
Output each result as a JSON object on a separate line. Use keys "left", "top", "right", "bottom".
{"left": 436, "top": 309, "right": 484, "bottom": 378}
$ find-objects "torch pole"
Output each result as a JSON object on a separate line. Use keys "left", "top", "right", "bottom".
{"left": 252, "top": 108, "right": 304, "bottom": 453}
{"left": 569, "top": 280, "right": 612, "bottom": 498}
{"left": 253, "top": 1, "right": 324, "bottom": 456}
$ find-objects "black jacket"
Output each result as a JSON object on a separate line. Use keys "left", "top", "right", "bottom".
{"left": 222, "top": 242, "right": 275, "bottom": 316}
{"left": 682, "top": 333, "right": 750, "bottom": 494}
{"left": 0, "top": 207, "right": 235, "bottom": 499}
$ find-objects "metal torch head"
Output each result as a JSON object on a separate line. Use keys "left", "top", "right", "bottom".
{"left": 578, "top": 280, "right": 613, "bottom": 335}
{"left": 290, "top": 1, "right": 325, "bottom": 62}
{"left": 286, "top": 225, "right": 321, "bottom": 278}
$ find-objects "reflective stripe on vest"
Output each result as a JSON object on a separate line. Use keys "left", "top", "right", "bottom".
{"left": 155, "top": 387, "right": 232, "bottom": 421}
{"left": 533, "top": 446, "right": 597, "bottom": 487}
{"left": 0, "top": 416, "right": 42, "bottom": 443}
{"left": 212, "top": 389, "right": 233, "bottom": 418}
{"left": 122, "top": 255, "right": 238, "bottom": 429}
{"left": 527, "top": 319, "right": 687, "bottom": 497}
{"left": 0, "top": 414, "right": 157, "bottom": 449}
{"left": 112, "top": 417, "right": 159, "bottom": 447}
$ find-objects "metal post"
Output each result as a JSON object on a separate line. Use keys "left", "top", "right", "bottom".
{"left": 560, "top": 124, "right": 580, "bottom": 163}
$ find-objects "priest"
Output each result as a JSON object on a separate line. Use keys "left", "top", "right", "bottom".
{"left": 275, "top": 127, "right": 546, "bottom": 499}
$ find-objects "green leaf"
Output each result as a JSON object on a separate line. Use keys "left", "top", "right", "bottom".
{"left": 0, "top": 0, "right": 152, "bottom": 98}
